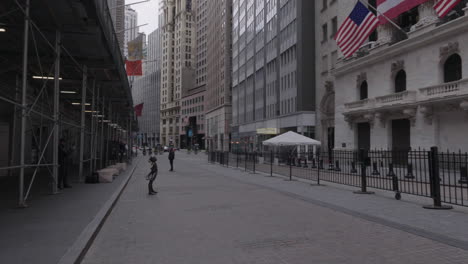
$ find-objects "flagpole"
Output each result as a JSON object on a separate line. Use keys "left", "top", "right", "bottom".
{"left": 358, "top": 0, "right": 409, "bottom": 36}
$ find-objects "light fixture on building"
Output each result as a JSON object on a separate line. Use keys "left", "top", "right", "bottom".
{"left": 61, "top": 91, "right": 76, "bottom": 94}
{"left": 32, "top": 76, "right": 62, "bottom": 80}
{"left": 0, "top": 28, "right": 6, "bottom": 32}
{"left": 85, "top": 110, "right": 99, "bottom": 113}
{"left": 71, "top": 102, "right": 91, "bottom": 106}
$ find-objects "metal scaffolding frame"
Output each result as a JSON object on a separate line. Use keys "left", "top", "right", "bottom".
{"left": 0, "top": 0, "right": 135, "bottom": 208}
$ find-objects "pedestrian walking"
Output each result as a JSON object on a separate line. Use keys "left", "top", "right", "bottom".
{"left": 146, "top": 156, "right": 158, "bottom": 195}
{"left": 58, "top": 138, "right": 72, "bottom": 189}
{"left": 168, "top": 147, "right": 175, "bottom": 171}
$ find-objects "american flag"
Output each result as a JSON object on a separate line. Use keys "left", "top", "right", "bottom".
{"left": 335, "top": 2, "right": 379, "bottom": 58}
{"left": 434, "top": 0, "right": 461, "bottom": 18}
{"left": 377, "top": 0, "right": 430, "bottom": 23}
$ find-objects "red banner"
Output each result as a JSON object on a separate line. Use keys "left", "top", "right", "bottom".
{"left": 126, "top": 60, "right": 142, "bottom": 76}
{"left": 134, "top": 103, "right": 144, "bottom": 117}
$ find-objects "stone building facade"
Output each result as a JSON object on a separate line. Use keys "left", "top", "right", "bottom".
{"left": 333, "top": 0, "right": 468, "bottom": 151}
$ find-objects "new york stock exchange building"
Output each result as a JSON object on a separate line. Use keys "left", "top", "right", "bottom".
{"left": 334, "top": 0, "right": 468, "bottom": 152}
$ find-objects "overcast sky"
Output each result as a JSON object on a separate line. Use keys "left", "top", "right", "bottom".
{"left": 129, "top": 0, "right": 160, "bottom": 35}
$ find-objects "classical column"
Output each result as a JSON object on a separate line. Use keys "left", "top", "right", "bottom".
{"left": 376, "top": 23, "right": 393, "bottom": 47}
{"left": 415, "top": 0, "right": 439, "bottom": 30}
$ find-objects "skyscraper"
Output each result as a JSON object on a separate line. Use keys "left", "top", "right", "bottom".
{"left": 124, "top": 6, "right": 139, "bottom": 58}
{"left": 205, "top": 0, "right": 232, "bottom": 152}
{"left": 179, "top": 0, "right": 208, "bottom": 149}
{"left": 107, "top": 0, "right": 125, "bottom": 54}
{"left": 160, "top": 0, "right": 197, "bottom": 148}
{"left": 231, "top": 0, "right": 317, "bottom": 151}
{"left": 132, "top": 28, "right": 162, "bottom": 147}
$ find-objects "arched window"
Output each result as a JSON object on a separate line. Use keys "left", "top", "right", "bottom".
{"left": 360, "top": 81, "right": 368, "bottom": 100}
{"left": 395, "top": 70, "right": 407, "bottom": 93}
{"left": 444, "top": 54, "right": 462, "bottom": 83}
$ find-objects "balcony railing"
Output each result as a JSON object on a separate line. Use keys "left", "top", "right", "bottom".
{"left": 344, "top": 79, "right": 468, "bottom": 114}
{"left": 375, "top": 91, "right": 417, "bottom": 107}
{"left": 420, "top": 78, "right": 468, "bottom": 98}
{"left": 344, "top": 99, "right": 374, "bottom": 111}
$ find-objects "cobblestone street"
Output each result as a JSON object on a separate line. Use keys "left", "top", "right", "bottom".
{"left": 81, "top": 152, "right": 468, "bottom": 264}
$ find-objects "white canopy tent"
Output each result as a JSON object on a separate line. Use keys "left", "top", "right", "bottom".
{"left": 262, "top": 131, "right": 321, "bottom": 146}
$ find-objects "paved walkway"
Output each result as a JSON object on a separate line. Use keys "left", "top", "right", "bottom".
{"left": 82, "top": 152, "right": 468, "bottom": 264}
{"left": 0, "top": 160, "right": 138, "bottom": 264}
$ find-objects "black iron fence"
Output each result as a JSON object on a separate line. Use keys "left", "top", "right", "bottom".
{"left": 208, "top": 148, "right": 468, "bottom": 208}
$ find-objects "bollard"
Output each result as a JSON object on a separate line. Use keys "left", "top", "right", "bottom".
{"left": 245, "top": 152, "right": 247, "bottom": 172}
{"left": 351, "top": 161, "right": 358, "bottom": 174}
{"left": 236, "top": 152, "right": 239, "bottom": 168}
{"left": 372, "top": 161, "right": 380, "bottom": 176}
{"left": 354, "top": 149, "right": 374, "bottom": 194}
{"left": 354, "top": 162, "right": 374, "bottom": 194}
{"left": 387, "top": 163, "right": 396, "bottom": 177}
{"left": 226, "top": 152, "right": 229, "bottom": 167}
{"left": 424, "top": 147, "right": 452, "bottom": 209}
{"left": 405, "top": 163, "right": 415, "bottom": 179}
{"left": 270, "top": 151, "right": 273, "bottom": 177}
{"left": 335, "top": 160, "right": 341, "bottom": 172}
{"left": 253, "top": 152, "right": 256, "bottom": 174}
{"left": 459, "top": 166, "right": 468, "bottom": 184}
{"left": 392, "top": 175, "right": 401, "bottom": 200}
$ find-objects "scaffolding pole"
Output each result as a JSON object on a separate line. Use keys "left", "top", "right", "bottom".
{"left": 100, "top": 98, "right": 105, "bottom": 169}
{"left": 106, "top": 102, "right": 112, "bottom": 166}
{"left": 52, "top": 30, "right": 61, "bottom": 194}
{"left": 90, "top": 80, "right": 96, "bottom": 176}
{"left": 79, "top": 65, "right": 87, "bottom": 182}
{"left": 93, "top": 84, "right": 100, "bottom": 172}
{"left": 19, "top": 0, "right": 30, "bottom": 208}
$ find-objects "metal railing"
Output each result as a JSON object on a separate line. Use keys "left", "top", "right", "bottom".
{"left": 208, "top": 148, "right": 468, "bottom": 208}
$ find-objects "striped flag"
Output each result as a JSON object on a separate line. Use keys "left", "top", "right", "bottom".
{"left": 377, "top": 0, "right": 430, "bottom": 23}
{"left": 434, "top": 0, "right": 461, "bottom": 18}
{"left": 134, "top": 103, "right": 144, "bottom": 117}
{"left": 335, "top": 2, "right": 379, "bottom": 58}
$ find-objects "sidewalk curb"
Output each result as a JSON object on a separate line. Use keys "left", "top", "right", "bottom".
{"left": 58, "top": 159, "right": 140, "bottom": 264}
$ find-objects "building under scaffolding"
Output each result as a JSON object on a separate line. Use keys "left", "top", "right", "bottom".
{"left": 0, "top": 0, "right": 136, "bottom": 207}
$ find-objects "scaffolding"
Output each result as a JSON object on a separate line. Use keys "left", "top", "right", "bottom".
{"left": 0, "top": 0, "right": 136, "bottom": 207}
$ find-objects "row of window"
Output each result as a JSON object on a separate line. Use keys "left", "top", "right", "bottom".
{"left": 358, "top": 54, "right": 462, "bottom": 100}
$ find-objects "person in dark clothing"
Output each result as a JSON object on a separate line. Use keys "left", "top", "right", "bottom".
{"left": 146, "top": 156, "right": 158, "bottom": 195}
{"left": 168, "top": 148, "right": 175, "bottom": 171}
{"left": 58, "top": 138, "right": 71, "bottom": 189}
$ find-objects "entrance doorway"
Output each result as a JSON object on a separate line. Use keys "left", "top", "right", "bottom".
{"left": 327, "top": 127, "right": 335, "bottom": 151}
{"left": 392, "top": 119, "right": 411, "bottom": 164}
{"left": 357, "top": 122, "right": 371, "bottom": 150}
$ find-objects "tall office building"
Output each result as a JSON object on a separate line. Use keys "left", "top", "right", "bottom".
{"left": 124, "top": 6, "right": 139, "bottom": 58}
{"left": 205, "top": 0, "right": 232, "bottom": 151}
{"left": 160, "top": 0, "right": 197, "bottom": 148}
{"left": 231, "top": 0, "right": 317, "bottom": 151}
{"left": 179, "top": 0, "right": 208, "bottom": 149}
{"left": 132, "top": 29, "right": 162, "bottom": 147}
{"left": 107, "top": 0, "right": 125, "bottom": 53}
